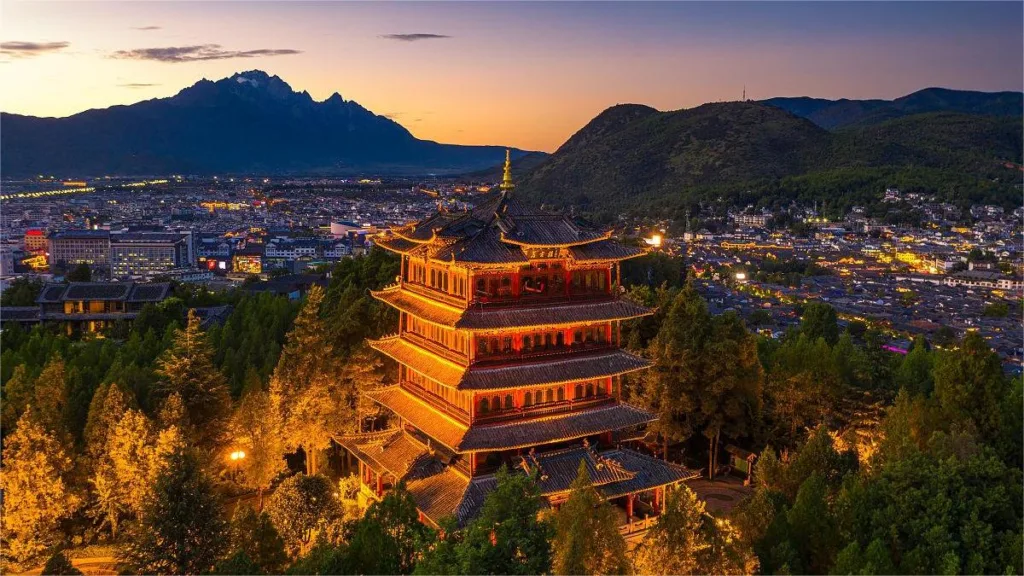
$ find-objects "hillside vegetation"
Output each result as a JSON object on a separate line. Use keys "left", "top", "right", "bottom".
{"left": 515, "top": 101, "right": 1023, "bottom": 221}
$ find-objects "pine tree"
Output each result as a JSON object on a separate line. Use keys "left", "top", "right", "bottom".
{"left": 33, "top": 354, "right": 70, "bottom": 440}
{"left": 1, "top": 364, "right": 33, "bottom": 434}
{"left": 118, "top": 447, "right": 229, "bottom": 575}
{"left": 456, "top": 466, "right": 554, "bottom": 575}
{"left": 91, "top": 408, "right": 155, "bottom": 537}
{"left": 269, "top": 285, "right": 344, "bottom": 474}
{"left": 552, "top": 462, "right": 629, "bottom": 575}
{"left": 83, "top": 382, "right": 130, "bottom": 462}
{"left": 154, "top": 309, "right": 231, "bottom": 453}
{"left": 231, "top": 386, "right": 285, "bottom": 509}
{"left": 0, "top": 408, "right": 81, "bottom": 565}
{"left": 633, "top": 487, "right": 755, "bottom": 575}
{"left": 347, "top": 483, "right": 429, "bottom": 575}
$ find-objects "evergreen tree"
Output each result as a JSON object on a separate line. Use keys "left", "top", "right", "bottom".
{"left": 90, "top": 408, "right": 155, "bottom": 538}
{"left": 347, "top": 483, "right": 429, "bottom": 575}
{"left": 269, "top": 285, "right": 344, "bottom": 474}
{"left": 894, "top": 336, "right": 934, "bottom": 395}
{"left": 266, "top": 473, "right": 342, "bottom": 555}
{"left": 223, "top": 508, "right": 288, "bottom": 574}
{"left": 633, "top": 487, "right": 756, "bottom": 575}
{"left": 0, "top": 409, "right": 81, "bottom": 565}
{"left": 154, "top": 309, "right": 231, "bottom": 453}
{"left": 552, "top": 462, "right": 628, "bottom": 575}
{"left": 933, "top": 332, "right": 1007, "bottom": 442}
{"left": 1, "top": 364, "right": 33, "bottom": 434}
{"left": 452, "top": 466, "right": 553, "bottom": 575}
{"left": 33, "top": 355, "right": 70, "bottom": 439}
{"left": 118, "top": 447, "right": 229, "bottom": 575}
{"left": 231, "top": 386, "right": 285, "bottom": 509}
{"left": 800, "top": 302, "right": 839, "bottom": 346}
{"left": 641, "top": 283, "right": 762, "bottom": 476}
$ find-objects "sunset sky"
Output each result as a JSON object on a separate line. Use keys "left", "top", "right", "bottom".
{"left": 2, "top": 1, "right": 1021, "bottom": 152}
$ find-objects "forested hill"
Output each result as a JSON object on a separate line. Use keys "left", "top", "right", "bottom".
{"left": 763, "top": 87, "right": 1023, "bottom": 129}
{"left": 513, "top": 100, "right": 1023, "bottom": 222}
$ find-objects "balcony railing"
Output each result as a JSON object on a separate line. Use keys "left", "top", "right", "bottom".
{"left": 474, "top": 395, "right": 615, "bottom": 425}
{"left": 470, "top": 289, "right": 611, "bottom": 309}
{"left": 618, "top": 515, "right": 657, "bottom": 536}
{"left": 402, "top": 281, "right": 467, "bottom": 308}
{"left": 400, "top": 382, "right": 470, "bottom": 425}
{"left": 402, "top": 332, "right": 470, "bottom": 366}
{"left": 473, "top": 341, "right": 616, "bottom": 366}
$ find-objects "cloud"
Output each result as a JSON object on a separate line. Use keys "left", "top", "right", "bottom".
{"left": 379, "top": 33, "right": 451, "bottom": 42}
{"left": 132, "top": 26, "right": 162, "bottom": 31}
{"left": 110, "top": 44, "right": 301, "bottom": 63}
{"left": 118, "top": 82, "right": 160, "bottom": 89}
{"left": 1, "top": 41, "right": 70, "bottom": 58}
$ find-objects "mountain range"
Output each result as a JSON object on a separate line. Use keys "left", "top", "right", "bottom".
{"left": 1, "top": 70, "right": 532, "bottom": 177}
{"left": 514, "top": 89, "right": 1023, "bottom": 219}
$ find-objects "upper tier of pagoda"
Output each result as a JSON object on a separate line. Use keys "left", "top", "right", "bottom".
{"left": 374, "top": 192, "right": 645, "bottom": 269}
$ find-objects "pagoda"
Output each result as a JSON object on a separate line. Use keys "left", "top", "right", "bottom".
{"left": 340, "top": 151, "right": 696, "bottom": 536}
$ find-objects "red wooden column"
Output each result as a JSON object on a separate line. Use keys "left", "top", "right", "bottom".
{"left": 564, "top": 268, "right": 572, "bottom": 297}
{"left": 376, "top": 473, "right": 383, "bottom": 497}
{"left": 626, "top": 494, "right": 635, "bottom": 519}
{"left": 653, "top": 487, "right": 662, "bottom": 512}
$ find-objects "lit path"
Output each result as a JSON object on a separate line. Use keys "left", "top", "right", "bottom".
{"left": 21, "top": 556, "right": 118, "bottom": 576}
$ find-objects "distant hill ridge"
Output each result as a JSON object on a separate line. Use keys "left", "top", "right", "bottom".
{"left": 514, "top": 89, "right": 1023, "bottom": 218}
{"left": 1, "top": 70, "right": 535, "bottom": 177}
{"left": 761, "top": 87, "right": 1023, "bottom": 129}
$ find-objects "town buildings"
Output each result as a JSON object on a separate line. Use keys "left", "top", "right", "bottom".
{"left": 340, "top": 157, "right": 696, "bottom": 535}
{"left": 109, "top": 232, "right": 193, "bottom": 279}
{"left": 48, "top": 230, "right": 111, "bottom": 271}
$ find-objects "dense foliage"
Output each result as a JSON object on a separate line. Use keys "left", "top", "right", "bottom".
{"left": 517, "top": 102, "right": 1022, "bottom": 220}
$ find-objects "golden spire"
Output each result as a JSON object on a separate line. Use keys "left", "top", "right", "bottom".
{"left": 500, "top": 148, "right": 515, "bottom": 193}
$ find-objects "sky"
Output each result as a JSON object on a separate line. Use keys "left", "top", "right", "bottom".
{"left": 1, "top": 1, "right": 1021, "bottom": 152}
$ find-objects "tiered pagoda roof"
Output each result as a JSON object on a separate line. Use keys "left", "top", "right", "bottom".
{"left": 343, "top": 158, "right": 696, "bottom": 529}
{"left": 341, "top": 430, "right": 697, "bottom": 526}
{"left": 375, "top": 192, "right": 645, "bottom": 266}
{"left": 365, "top": 386, "right": 658, "bottom": 453}
{"left": 370, "top": 286, "right": 653, "bottom": 330}
{"left": 370, "top": 336, "right": 651, "bottom": 390}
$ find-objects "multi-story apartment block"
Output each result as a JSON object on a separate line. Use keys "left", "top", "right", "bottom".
{"left": 48, "top": 230, "right": 111, "bottom": 270}
{"left": 109, "top": 232, "right": 193, "bottom": 279}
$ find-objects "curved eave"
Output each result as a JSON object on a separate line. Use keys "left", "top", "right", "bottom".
{"left": 371, "top": 286, "right": 655, "bottom": 332}
{"left": 499, "top": 229, "right": 613, "bottom": 249}
{"left": 373, "top": 235, "right": 420, "bottom": 255}
{"left": 460, "top": 349, "right": 652, "bottom": 391}
{"left": 370, "top": 285, "right": 463, "bottom": 328}
{"left": 458, "top": 402, "right": 657, "bottom": 453}
{"left": 369, "top": 336, "right": 466, "bottom": 388}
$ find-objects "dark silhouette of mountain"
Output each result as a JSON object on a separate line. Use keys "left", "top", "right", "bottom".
{"left": 1, "top": 70, "right": 536, "bottom": 176}
{"left": 514, "top": 99, "right": 1022, "bottom": 219}
{"left": 762, "top": 87, "right": 1023, "bottom": 129}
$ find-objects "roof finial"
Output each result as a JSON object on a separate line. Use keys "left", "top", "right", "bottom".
{"left": 500, "top": 148, "right": 515, "bottom": 193}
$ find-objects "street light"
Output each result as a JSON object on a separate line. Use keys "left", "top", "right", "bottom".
{"left": 229, "top": 450, "right": 246, "bottom": 483}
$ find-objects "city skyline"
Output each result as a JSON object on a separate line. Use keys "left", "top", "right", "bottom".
{"left": 2, "top": 1, "right": 1022, "bottom": 151}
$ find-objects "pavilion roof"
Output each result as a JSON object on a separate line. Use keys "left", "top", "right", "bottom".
{"left": 596, "top": 449, "right": 699, "bottom": 498}
{"left": 520, "top": 444, "right": 636, "bottom": 494}
{"left": 366, "top": 386, "right": 657, "bottom": 453}
{"left": 370, "top": 285, "right": 654, "bottom": 331}
{"left": 335, "top": 429, "right": 432, "bottom": 480}
{"left": 369, "top": 336, "right": 652, "bottom": 391}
